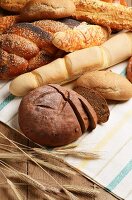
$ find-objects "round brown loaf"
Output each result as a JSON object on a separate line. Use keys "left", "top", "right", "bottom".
{"left": 18, "top": 85, "right": 83, "bottom": 147}
{"left": 18, "top": 84, "right": 99, "bottom": 146}
{"left": 20, "top": 0, "right": 76, "bottom": 21}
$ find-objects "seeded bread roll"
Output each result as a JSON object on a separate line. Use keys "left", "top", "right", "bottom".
{"left": 74, "top": 86, "right": 110, "bottom": 123}
{"left": 76, "top": 71, "right": 132, "bottom": 100}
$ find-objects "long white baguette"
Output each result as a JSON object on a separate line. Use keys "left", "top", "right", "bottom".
{"left": 9, "top": 32, "right": 132, "bottom": 96}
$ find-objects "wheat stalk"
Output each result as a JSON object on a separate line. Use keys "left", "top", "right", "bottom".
{"left": 7, "top": 179, "right": 24, "bottom": 200}
{"left": 63, "top": 185, "right": 100, "bottom": 196}
{"left": 54, "top": 150, "right": 99, "bottom": 159}
{"left": 15, "top": 172, "right": 61, "bottom": 195}
{"left": 0, "top": 152, "right": 27, "bottom": 160}
{"left": 0, "top": 167, "right": 24, "bottom": 200}
{"left": 43, "top": 193, "right": 57, "bottom": 200}
{"left": 34, "top": 158, "right": 76, "bottom": 177}
{"left": 0, "top": 162, "right": 62, "bottom": 200}
{"left": 54, "top": 143, "right": 78, "bottom": 151}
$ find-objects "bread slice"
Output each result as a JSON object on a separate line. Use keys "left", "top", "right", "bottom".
{"left": 74, "top": 86, "right": 110, "bottom": 123}
{"left": 50, "top": 84, "right": 97, "bottom": 131}
{"left": 49, "top": 84, "right": 89, "bottom": 133}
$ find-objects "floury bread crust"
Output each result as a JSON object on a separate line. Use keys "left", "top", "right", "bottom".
{"left": 20, "top": 0, "right": 76, "bottom": 21}
{"left": 76, "top": 71, "right": 132, "bottom": 100}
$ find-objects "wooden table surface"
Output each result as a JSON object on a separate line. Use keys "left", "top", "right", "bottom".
{"left": 0, "top": 122, "right": 118, "bottom": 200}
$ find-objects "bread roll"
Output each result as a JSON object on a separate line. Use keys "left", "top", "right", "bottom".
{"left": 20, "top": 0, "right": 76, "bottom": 21}
{"left": 75, "top": 71, "right": 132, "bottom": 100}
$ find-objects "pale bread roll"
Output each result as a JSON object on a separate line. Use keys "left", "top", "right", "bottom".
{"left": 75, "top": 71, "right": 132, "bottom": 100}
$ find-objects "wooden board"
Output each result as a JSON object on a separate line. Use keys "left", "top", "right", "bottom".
{"left": 0, "top": 122, "right": 118, "bottom": 200}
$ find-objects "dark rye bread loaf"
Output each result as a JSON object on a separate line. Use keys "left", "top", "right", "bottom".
{"left": 19, "top": 85, "right": 82, "bottom": 147}
{"left": 74, "top": 86, "right": 110, "bottom": 123}
{"left": 18, "top": 84, "right": 98, "bottom": 146}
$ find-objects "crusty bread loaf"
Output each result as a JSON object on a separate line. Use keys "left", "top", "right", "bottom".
{"left": 72, "top": 0, "right": 132, "bottom": 31}
{"left": 75, "top": 71, "right": 132, "bottom": 100}
{"left": 52, "top": 23, "right": 110, "bottom": 52}
{"left": 18, "top": 85, "right": 82, "bottom": 146}
{"left": 127, "top": 57, "right": 132, "bottom": 83}
{"left": 9, "top": 32, "right": 132, "bottom": 96}
{"left": 20, "top": 0, "right": 76, "bottom": 21}
{"left": 18, "top": 84, "right": 99, "bottom": 146}
{"left": 0, "top": 0, "right": 29, "bottom": 12}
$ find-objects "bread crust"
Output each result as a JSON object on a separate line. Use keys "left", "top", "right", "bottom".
{"left": 52, "top": 23, "right": 109, "bottom": 52}
{"left": 0, "top": 0, "right": 29, "bottom": 12}
{"left": 74, "top": 86, "right": 110, "bottom": 123}
{"left": 0, "top": 19, "right": 76, "bottom": 80}
{"left": 76, "top": 71, "right": 132, "bottom": 100}
{"left": 20, "top": 0, "right": 76, "bottom": 21}
{"left": 0, "top": 15, "right": 20, "bottom": 33}
{"left": 18, "top": 85, "right": 82, "bottom": 146}
{"left": 127, "top": 57, "right": 132, "bottom": 83}
{"left": 72, "top": 0, "right": 132, "bottom": 30}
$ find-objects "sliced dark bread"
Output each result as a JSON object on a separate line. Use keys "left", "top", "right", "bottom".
{"left": 74, "top": 86, "right": 110, "bottom": 123}
{"left": 49, "top": 84, "right": 89, "bottom": 133}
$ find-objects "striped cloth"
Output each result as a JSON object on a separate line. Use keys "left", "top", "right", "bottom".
{"left": 0, "top": 61, "right": 131, "bottom": 200}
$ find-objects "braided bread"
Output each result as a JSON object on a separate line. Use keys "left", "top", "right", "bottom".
{"left": 0, "top": 19, "right": 80, "bottom": 80}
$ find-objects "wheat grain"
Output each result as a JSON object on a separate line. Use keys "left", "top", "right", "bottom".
{"left": 34, "top": 158, "right": 76, "bottom": 177}
{"left": 63, "top": 185, "right": 99, "bottom": 196}
{"left": 7, "top": 179, "right": 24, "bottom": 200}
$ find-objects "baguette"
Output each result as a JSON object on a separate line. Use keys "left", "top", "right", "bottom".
{"left": 52, "top": 23, "right": 110, "bottom": 52}
{"left": 72, "top": 0, "right": 132, "bottom": 31}
{"left": 9, "top": 32, "right": 132, "bottom": 96}
{"left": 75, "top": 71, "right": 132, "bottom": 100}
